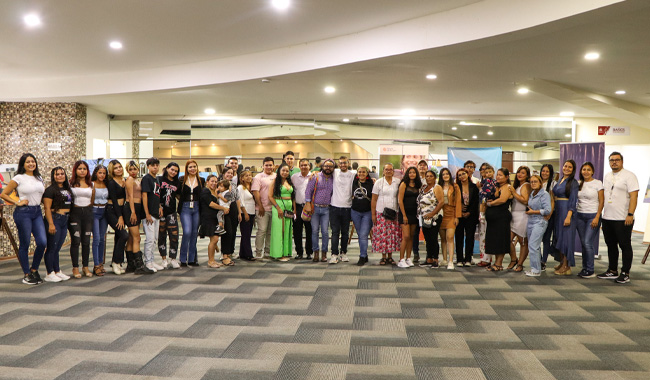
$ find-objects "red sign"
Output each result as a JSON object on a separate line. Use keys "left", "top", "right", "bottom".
{"left": 598, "top": 126, "right": 610, "bottom": 135}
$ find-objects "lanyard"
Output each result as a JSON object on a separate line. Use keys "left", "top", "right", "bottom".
{"left": 188, "top": 177, "right": 197, "bottom": 201}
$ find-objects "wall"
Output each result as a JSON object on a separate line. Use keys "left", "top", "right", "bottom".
{"left": 86, "top": 107, "right": 110, "bottom": 159}
{"left": 0, "top": 102, "right": 87, "bottom": 257}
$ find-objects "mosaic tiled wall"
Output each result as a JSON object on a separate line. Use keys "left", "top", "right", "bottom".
{"left": 131, "top": 120, "right": 140, "bottom": 160}
{"left": 0, "top": 102, "right": 87, "bottom": 258}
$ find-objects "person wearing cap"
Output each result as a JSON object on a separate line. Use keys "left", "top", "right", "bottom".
{"left": 304, "top": 159, "right": 335, "bottom": 262}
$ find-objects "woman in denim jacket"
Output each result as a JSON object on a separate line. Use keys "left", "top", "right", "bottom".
{"left": 525, "top": 175, "right": 552, "bottom": 276}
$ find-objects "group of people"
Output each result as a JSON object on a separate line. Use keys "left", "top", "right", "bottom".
{"left": 1, "top": 150, "right": 639, "bottom": 285}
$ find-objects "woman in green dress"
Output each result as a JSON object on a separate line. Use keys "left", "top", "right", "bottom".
{"left": 268, "top": 163, "right": 296, "bottom": 261}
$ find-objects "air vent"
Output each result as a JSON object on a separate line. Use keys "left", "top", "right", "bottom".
{"left": 160, "top": 130, "right": 191, "bottom": 136}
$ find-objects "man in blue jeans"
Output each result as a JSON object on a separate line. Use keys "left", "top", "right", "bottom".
{"left": 304, "top": 159, "right": 334, "bottom": 262}
{"left": 329, "top": 156, "right": 356, "bottom": 264}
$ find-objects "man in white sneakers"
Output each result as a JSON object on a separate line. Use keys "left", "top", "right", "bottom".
{"left": 597, "top": 152, "right": 639, "bottom": 284}
{"left": 329, "top": 156, "right": 356, "bottom": 264}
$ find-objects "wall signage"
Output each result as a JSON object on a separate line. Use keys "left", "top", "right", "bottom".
{"left": 598, "top": 126, "right": 630, "bottom": 136}
{"left": 47, "top": 143, "right": 62, "bottom": 151}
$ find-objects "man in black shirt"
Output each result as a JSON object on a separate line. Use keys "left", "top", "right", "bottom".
{"left": 141, "top": 157, "right": 163, "bottom": 272}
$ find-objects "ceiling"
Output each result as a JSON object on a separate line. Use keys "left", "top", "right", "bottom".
{"left": 3, "top": 0, "right": 650, "bottom": 126}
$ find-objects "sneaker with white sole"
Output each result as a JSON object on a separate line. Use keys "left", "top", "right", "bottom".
{"left": 597, "top": 270, "right": 618, "bottom": 280}
{"left": 329, "top": 255, "right": 339, "bottom": 264}
{"left": 615, "top": 272, "right": 630, "bottom": 284}
{"left": 146, "top": 263, "right": 158, "bottom": 273}
{"left": 170, "top": 259, "right": 180, "bottom": 269}
{"left": 55, "top": 272, "right": 70, "bottom": 281}
{"left": 340, "top": 253, "right": 349, "bottom": 262}
{"left": 44, "top": 272, "right": 62, "bottom": 283}
{"left": 112, "top": 262, "right": 122, "bottom": 275}
{"left": 22, "top": 273, "right": 39, "bottom": 285}
{"left": 447, "top": 262, "right": 454, "bottom": 270}
{"left": 525, "top": 270, "right": 541, "bottom": 277}
{"left": 397, "top": 259, "right": 409, "bottom": 268}
{"left": 161, "top": 259, "right": 169, "bottom": 269}
{"left": 405, "top": 258, "right": 414, "bottom": 267}
{"left": 153, "top": 262, "right": 165, "bottom": 271}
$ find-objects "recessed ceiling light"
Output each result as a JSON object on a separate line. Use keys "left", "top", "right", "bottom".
{"left": 109, "top": 41, "right": 123, "bottom": 50}
{"left": 212, "top": 143, "right": 215, "bottom": 146}
{"left": 517, "top": 88, "right": 529, "bottom": 94}
{"left": 400, "top": 109, "right": 415, "bottom": 116}
{"left": 258, "top": 141, "right": 261, "bottom": 144}
{"left": 398, "top": 122, "right": 404, "bottom": 126}
{"left": 522, "top": 143, "right": 528, "bottom": 146}
{"left": 324, "top": 86, "right": 336, "bottom": 94}
{"left": 342, "top": 118, "right": 349, "bottom": 122}
{"left": 194, "top": 144, "right": 197, "bottom": 146}
{"left": 487, "top": 131, "right": 494, "bottom": 136}
{"left": 565, "top": 134, "right": 572, "bottom": 137}
{"left": 560, "top": 111, "right": 575, "bottom": 117}
{"left": 23, "top": 14, "right": 41, "bottom": 28}
{"left": 472, "top": 135, "right": 477, "bottom": 139}
{"left": 271, "top": 0, "right": 291, "bottom": 10}
{"left": 204, "top": 108, "right": 216, "bottom": 115}
{"left": 584, "top": 52, "right": 600, "bottom": 60}
{"left": 426, "top": 74, "right": 437, "bottom": 80}
{"left": 294, "top": 141, "right": 298, "bottom": 144}
{"left": 615, "top": 90, "right": 626, "bottom": 95}
{"left": 276, "top": 141, "right": 280, "bottom": 144}
{"left": 451, "top": 127, "right": 457, "bottom": 131}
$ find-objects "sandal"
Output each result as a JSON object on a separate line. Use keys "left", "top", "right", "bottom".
{"left": 379, "top": 258, "right": 387, "bottom": 265}
{"left": 207, "top": 261, "right": 222, "bottom": 268}
{"left": 82, "top": 267, "right": 93, "bottom": 277}
{"left": 477, "top": 261, "right": 490, "bottom": 267}
{"left": 487, "top": 265, "right": 503, "bottom": 271}
{"left": 514, "top": 264, "right": 524, "bottom": 272}
{"left": 387, "top": 257, "right": 396, "bottom": 265}
{"left": 221, "top": 258, "right": 235, "bottom": 266}
{"left": 72, "top": 267, "right": 82, "bottom": 279}
{"left": 506, "top": 261, "right": 517, "bottom": 270}
{"left": 93, "top": 266, "right": 104, "bottom": 277}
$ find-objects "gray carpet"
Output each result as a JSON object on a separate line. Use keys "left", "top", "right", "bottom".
{"left": 0, "top": 231, "right": 649, "bottom": 380}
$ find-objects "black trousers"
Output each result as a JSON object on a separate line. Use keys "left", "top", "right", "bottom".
{"left": 105, "top": 204, "right": 129, "bottom": 264}
{"left": 158, "top": 213, "right": 179, "bottom": 259}
{"left": 221, "top": 202, "right": 239, "bottom": 255}
{"left": 602, "top": 218, "right": 634, "bottom": 273}
{"left": 421, "top": 216, "right": 442, "bottom": 260}
{"left": 293, "top": 203, "right": 312, "bottom": 256}
{"left": 455, "top": 217, "right": 478, "bottom": 263}
{"left": 329, "top": 206, "right": 351, "bottom": 255}
{"left": 69, "top": 206, "right": 93, "bottom": 267}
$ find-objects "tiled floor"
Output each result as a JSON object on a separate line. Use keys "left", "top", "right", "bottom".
{"left": 0, "top": 232, "right": 649, "bottom": 380}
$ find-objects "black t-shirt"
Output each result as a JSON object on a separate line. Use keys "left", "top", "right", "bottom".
{"left": 158, "top": 176, "right": 179, "bottom": 216}
{"left": 43, "top": 185, "right": 73, "bottom": 212}
{"left": 140, "top": 173, "right": 161, "bottom": 218}
{"left": 351, "top": 178, "right": 373, "bottom": 212}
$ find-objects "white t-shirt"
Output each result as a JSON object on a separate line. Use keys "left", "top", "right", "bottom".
{"left": 291, "top": 172, "right": 311, "bottom": 204}
{"left": 13, "top": 174, "right": 45, "bottom": 206}
{"left": 372, "top": 177, "right": 400, "bottom": 213}
{"left": 238, "top": 185, "right": 255, "bottom": 213}
{"left": 471, "top": 176, "right": 480, "bottom": 185}
{"left": 331, "top": 169, "right": 356, "bottom": 208}
{"left": 603, "top": 169, "right": 639, "bottom": 220}
{"left": 71, "top": 185, "right": 93, "bottom": 207}
{"left": 577, "top": 179, "right": 604, "bottom": 214}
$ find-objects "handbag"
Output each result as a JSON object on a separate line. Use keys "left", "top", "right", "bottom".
{"left": 381, "top": 179, "right": 397, "bottom": 220}
{"left": 283, "top": 210, "right": 295, "bottom": 218}
{"left": 301, "top": 174, "right": 319, "bottom": 222}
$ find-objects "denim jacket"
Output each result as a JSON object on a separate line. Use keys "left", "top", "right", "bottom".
{"left": 527, "top": 188, "right": 552, "bottom": 224}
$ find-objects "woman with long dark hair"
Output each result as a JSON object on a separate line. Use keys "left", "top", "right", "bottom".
{"left": 455, "top": 168, "right": 479, "bottom": 267}
{"left": 539, "top": 164, "right": 555, "bottom": 271}
{"left": 106, "top": 160, "right": 130, "bottom": 274}
{"left": 158, "top": 162, "right": 181, "bottom": 269}
{"left": 42, "top": 167, "right": 73, "bottom": 282}
{"left": 178, "top": 159, "right": 204, "bottom": 266}
{"left": 124, "top": 160, "right": 154, "bottom": 274}
{"left": 91, "top": 164, "right": 109, "bottom": 276}
{"left": 1, "top": 153, "right": 46, "bottom": 284}
{"left": 397, "top": 166, "right": 422, "bottom": 268}
{"left": 269, "top": 163, "right": 295, "bottom": 261}
{"left": 199, "top": 174, "right": 225, "bottom": 268}
{"left": 524, "top": 175, "right": 552, "bottom": 276}
{"left": 485, "top": 168, "right": 513, "bottom": 271}
{"left": 238, "top": 170, "right": 256, "bottom": 261}
{"left": 418, "top": 170, "right": 444, "bottom": 267}
{"left": 438, "top": 168, "right": 462, "bottom": 270}
{"left": 575, "top": 162, "right": 604, "bottom": 278}
{"left": 552, "top": 160, "right": 579, "bottom": 275}
{"left": 351, "top": 166, "right": 374, "bottom": 266}
{"left": 220, "top": 167, "right": 242, "bottom": 262}
{"left": 509, "top": 166, "right": 531, "bottom": 271}
{"left": 68, "top": 160, "right": 94, "bottom": 278}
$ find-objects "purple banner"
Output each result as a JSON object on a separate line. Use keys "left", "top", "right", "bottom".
{"left": 560, "top": 142, "right": 606, "bottom": 256}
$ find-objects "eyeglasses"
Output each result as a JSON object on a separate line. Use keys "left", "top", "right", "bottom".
{"left": 609, "top": 158, "right": 622, "bottom": 162}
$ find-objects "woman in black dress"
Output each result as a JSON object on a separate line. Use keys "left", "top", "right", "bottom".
{"left": 397, "top": 166, "right": 422, "bottom": 268}
{"left": 455, "top": 168, "right": 479, "bottom": 267}
{"left": 485, "top": 168, "right": 513, "bottom": 271}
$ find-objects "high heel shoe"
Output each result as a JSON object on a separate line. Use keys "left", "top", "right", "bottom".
{"left": 82, "top": 267, "right": 93, "bottom": 277}
{"left": 554, "top": 266, "right": 572, "bottom": 276}
{"left": 72, "top": 267, "right": 82, "bottom": 279}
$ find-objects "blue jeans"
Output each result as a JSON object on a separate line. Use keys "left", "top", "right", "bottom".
{"left": 351, "top": 209, "right": 372, "bottom": 258}
{"left": 92, "top": 206, "right": 108, "bottom": 266}
{"left": 575, "top": 212, "right": 600, "bottom": 273}
{"left": 527, "top": 219, "right": 548, "bottom": 273}
{"left": 329, "top": 206, "right": 351, "bottom": 255}
{"left": 44, "top": 213, "right": 69, "bottom": 273}
{"left": 542, "top": 214, "right": 554, "bottom": 263}
{"left": 13, "top": 206, "right": 47, "bottom": 274}
{"left": 311, "top": 206, "right": 330, "bottom": 253}
{"left": 179, "top": 202, "right": 199, "bottom": 263}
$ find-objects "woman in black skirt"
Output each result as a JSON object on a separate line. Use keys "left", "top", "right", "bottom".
{"left": 485, "top": 168, "right": 513, "bottom": 271}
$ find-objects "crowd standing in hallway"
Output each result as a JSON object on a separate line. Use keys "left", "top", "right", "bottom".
{"left": 0, "top": 151, "right": 639, "bottom": 286}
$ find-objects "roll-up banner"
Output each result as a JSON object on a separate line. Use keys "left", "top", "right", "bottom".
{"left": 379, "top": 144, "right": 429, "bottom": 180}
{"left": 447, "top": 147, "right": 502, "bottom": 181}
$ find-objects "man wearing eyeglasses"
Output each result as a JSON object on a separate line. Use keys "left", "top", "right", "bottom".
{"left": 304, "top": 159, "right": 335, "bottom": 262}
{"left": 597, "top": 152, "right": 639, "bottom": 284}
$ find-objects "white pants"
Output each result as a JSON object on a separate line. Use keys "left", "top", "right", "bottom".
{"left": 143, "top": 218, "right": 160, "bottom": 265}
{"left": 255, "top": 211, "right": 272, "bottom": 257}
{"left": 479, "top": 213, "right": 491, "bottom": 263}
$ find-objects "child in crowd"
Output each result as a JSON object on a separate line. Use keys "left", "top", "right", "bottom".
{"left": 141, "top": 157, "right": 164, "bottom": 272}
{"left": 214, "top": 180, "right": 232, "bottom": 236}
{"left": 477, "top": 163, "right": 497, "bottom": 267}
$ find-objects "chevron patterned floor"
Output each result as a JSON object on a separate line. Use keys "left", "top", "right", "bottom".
{"left": 1, "top": 231, "right": 649, "bottom": 380}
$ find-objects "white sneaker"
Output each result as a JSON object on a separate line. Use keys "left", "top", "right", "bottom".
{"left": 112, "top": 262, "right": 122, "bottom": 275}
{"left": 441, "top": 260, "right": 448, "bottom": 266}
{"left": 340, "top": 254, "right": 349, "bottom": 262}
{"left": 397, "top": 259, "right": 409, "bottom": 268}
{"left": 405, "top": 258, "right": 414, "bottom": 267}
{"left": 146, "top": 263, "right": 158, "bottom": 273}
{"left": 153, "top": 262, "right": 165, "bottom": 271}
{"left": 55, "top": 272, "right": 70, "bottom": 281}
{"left": 447, "top": 262, "right": 455, "bottom": 270}
{"left": 119, "top": 263, "right": 126, "bottom": 271}
{"left": 161, "top": 259, "right": 168, "bottom": 269}
{"left": 525, "top": 271, "right": 541, "bottom": 277}
{"left": 170, "top": 259, "right": 180, "bottom": 269}
{"left": 329, "top": 255, "right": 339, "bottom": 264}
{"left": 44, "top": 272, "right": 62, "bottom": 283}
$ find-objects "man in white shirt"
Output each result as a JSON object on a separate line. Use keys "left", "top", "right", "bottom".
{"left": 226, "top": 157, "right": 240, "bottom": 188}
{"left": 291, "top": 159, "right": 312, "bottom": 260}
{"left": 597, "top": 152, "right": 639, "bottom": 284}
{"left": 329, "top": 156, "right": 356, "bottom": 264}
{"left": 251, "top": 157, "right": 277, "bottom": 259}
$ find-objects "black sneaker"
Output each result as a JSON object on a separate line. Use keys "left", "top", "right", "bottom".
{"left": 32, "top": 271, "right": 44, "bottom": 284}
{"left": 180, "top": 262, "right": 188, "bottom": 267}
{"left": 356, "top": 257, "right": 368, "bottom": 266}
{"left": 413, "top": 254, "right": 420, "bottom": 264}
{"left": 294, "top": 255, "right": 303, "bottom": 260}
{"left": 188, "top": 262, "right": 200, "bottom": 267}
{"left": 22, "top": 272, "right": 39, "bottom": 285}
{"left": 305, "top": 254, "right": 313, "bottom": 261}
{"left": 431, "top": 260, "right": 439, "bottom": 269}
{"left": 579, "top": 270, "right": 595, "bottom": 278}
{"left": 541, "top": 262, "right": 546, "bottom": 272}
{"left": 597, "top": 270, "right": 619, "bottom": 280}
{"left": 215, "top": 225, "right": 226, "bottom": 235}
{"left": 615, "top": 272, "right": 630, "bottom": 284}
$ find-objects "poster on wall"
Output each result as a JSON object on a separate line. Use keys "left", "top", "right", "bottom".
{"left": 447, "top": 147, "right": 502, "bottom": 181}
{"left": 378, "top": 144, "right": 429, "bottom": 179}
{"left": 598, "top": 126, "right": 630, "bottom": 136}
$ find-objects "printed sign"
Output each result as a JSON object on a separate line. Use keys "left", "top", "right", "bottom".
{"left": 47, "top": 143, "right": 62, "bottom": 151}
{"left": 598, "top": 126, "right": 630, "bottom": 136}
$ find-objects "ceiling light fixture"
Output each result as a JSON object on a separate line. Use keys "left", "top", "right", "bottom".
{"left": 398, "top": 122, "right": 404, "bottom": 126}
{"left": 565, "top": 134, "right": 572, "bottom": 138}
{"left": 324, "top": 86, "right": 336, "bottom": 94}
{"left": 584, "top": 52, "right": 600, "bottom": 60}
{"left": 615, "top": 90, "right": 626, "bottom": 95}
{"left": 517, "top": 88, "right": 529, "bottom": 94}
{"left": 23, "top": 14, "right": 41, "bottom": 28}
{"left": 451, "top": 127, "right": 457, "bottom": 131}
{"left": 560, "top": 111, "right": 575, "bottom": 117}
{"left": 522, "top": 143, "right": 528, "bottom": 146}
{"left": 276, "top": 141, "right": 280, "bottom": 144}
{"left": 400, "top": 109, "right": 415, "bottom": 116}
{"left": 342, "top": 118, "right": 349, "bottom": 122}
{"left": 258, "top": 141, "right": 261, "bottom": 144}
{"left": 472, "top": 135, "right": 477, "bottom": 139}
{"left": 426, "top": 74, "right": 437, "bottom": 80}
{"left": 109, "top": 41, "right": 123, "bottom": 50}
{"left": 294, "top": 141, "right": 298, "bottom": 144}
{"left": 204, "top": 108, "right": 216, "bottom": 115}
{"left": 487, "top": 131, "right": 494, "bottom": 136}
{"left": 271, "top": 0, "right": 291, "bottom": 10}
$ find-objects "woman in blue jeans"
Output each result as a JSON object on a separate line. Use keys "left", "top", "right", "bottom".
{"left": 178, "top": 159, "right": 203, "bottom": 266}
{"left": 91, "top": 165, "right": 109, "bottom": 276}
{"left": 575, "top": 162, "right": 604, "bottom": 278}
{"left": 42, "top": 167, "right": 73, "bottom": 282}
{"left": 1, "top": 153, "right": 46, "bottom": 285}
{"left": 351, "top": 166, "right": 374, "bottom": 266}
{"left": 525, "top": 175, "right": 552, "bottom": 276}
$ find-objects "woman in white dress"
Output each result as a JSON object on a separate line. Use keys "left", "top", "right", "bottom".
{"left": 509, "top": 166, "right": 531, "bottom": 271}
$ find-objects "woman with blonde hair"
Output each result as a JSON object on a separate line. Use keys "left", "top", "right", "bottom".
{"left": 124, "top": 160, "right": 153, "bottom": 274}
{"left": 106, "top": 160, "right": 130, "bottom": 274}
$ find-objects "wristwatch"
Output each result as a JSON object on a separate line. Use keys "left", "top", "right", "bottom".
{"left": 627, "top": 212, "right": 634, "bottom": 216}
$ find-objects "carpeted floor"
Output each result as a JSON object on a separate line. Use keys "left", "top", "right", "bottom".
{"left": 1, "top": 231, "right": 649, "bottom": 380}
